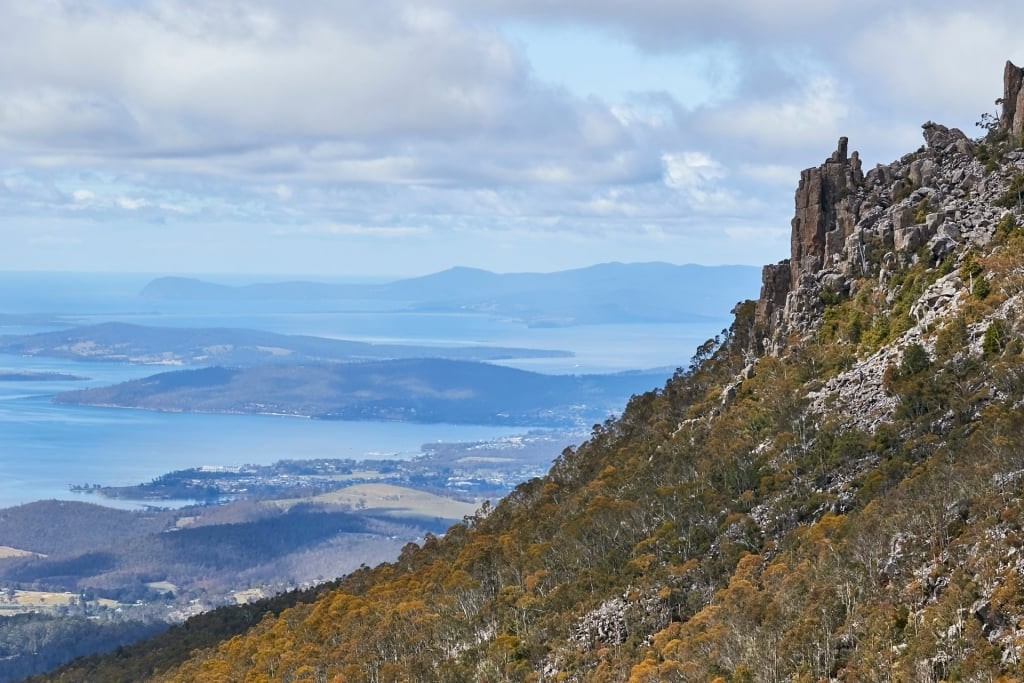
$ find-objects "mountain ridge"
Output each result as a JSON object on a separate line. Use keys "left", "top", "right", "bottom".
{"left": 140, "top": 262, "right": 761, "bottom": 327}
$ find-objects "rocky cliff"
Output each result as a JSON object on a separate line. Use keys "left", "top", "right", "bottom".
{"left": 1001, "top": 60, "right": 1024, "bottom": 138}
{"left": 756, "top": 66, "right": 1024, "bottom": 355}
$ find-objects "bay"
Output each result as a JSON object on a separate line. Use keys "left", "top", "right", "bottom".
{"left": 0, "top": 272, "right": 729, "bottom": 509}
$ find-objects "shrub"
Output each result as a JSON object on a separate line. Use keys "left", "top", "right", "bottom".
{"left": 900, "top": 343, "right": 931, "bottom": 376}
{"left": 983, "top": 320, "right": 1007, "bottom": 358}
{"left": 997, "top": 173, "right": 1024, "bottom": 209}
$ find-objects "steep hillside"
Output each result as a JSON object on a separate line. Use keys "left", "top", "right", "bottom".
{"left": 39, "top": 62, "right": 1024, "bottom": 682}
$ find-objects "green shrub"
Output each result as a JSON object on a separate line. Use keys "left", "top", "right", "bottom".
{"left": 983, "top": 320, "right": 1007, "bottom": 358}
{"left": 997, "top": 212, "right": 1019, "bottom": 236}
{"left": 972, "top": 277, "right": 992, "bottom": 300}
{"left": 913, "top": 197, "right": 931, "bottom": 224}
{"left": 900, "top": 343, "right": 931, "bottom": 376}
{"left": 997, "top": 173, "right": 1024, "bottom": 209}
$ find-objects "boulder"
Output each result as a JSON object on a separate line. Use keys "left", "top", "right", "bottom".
{"left": 922, "top": 121, "right": 975, "bottom": 156}
{"left": 892, "top": 205, "right": 917, "bottom": 232}
{"left": 909, "top": 158, "right": 936, "bottom": 187}
{"left": 929, "top": 235, "right": 957, "bottom": 261}
{"left": 895, "top": 226, "right": 923, "bottom": 252}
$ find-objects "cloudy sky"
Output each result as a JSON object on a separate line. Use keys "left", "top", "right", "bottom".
{"left": 0, "top": 1, "right": 1020, "bottom": 277}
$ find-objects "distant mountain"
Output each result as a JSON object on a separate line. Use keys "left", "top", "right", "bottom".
{"left": 0, "top": 322, "right": 571, "bottom": 366}
{"left": 55, "top": 358, "right": 667, "bottom": 427}
{"left": 141, "top": 262, "right": 761, "bottom": 326}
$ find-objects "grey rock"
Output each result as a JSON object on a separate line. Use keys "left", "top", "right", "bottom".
{"left": 925, "top": 211, "right": 947, "bottom": 231}
{"left": 1001, "top": 60, "right": 1024, "bottom": 138}
{"left": 937, "top": 222, "right": 961, "bottom": 242}
{"left": 892, "top": 205, "right": 917, "bottom": 232}
{"left": 930, "top": 235, "right": 957, "bottom": 260}
{"left": 895, "top": 226, "right": 923, "bottom": 252}
{"left": 922, "top": 121, "right": 975, "bottom": 155}
{"left": 910, "top": 159, "right": 936, "bottom": 187}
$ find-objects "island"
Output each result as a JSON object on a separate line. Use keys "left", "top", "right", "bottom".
{"left": 0, "top": 321, "right": 572, "bottom": 366}
{"left": 0, "top": 370, "right": 88, "bottom": 382}
{"left": 54, "top": 358, "right": 670, "bottom": 428}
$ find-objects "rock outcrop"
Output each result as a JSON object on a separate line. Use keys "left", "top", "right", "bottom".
{"left": 756, "top": 137, "right": 866, "bottom": 353}
{"left": 1001, "top": 60, "right": 1024, "bottom": 139}
{"left": 755, "top": 63, "right": 1024, "bottom": 355}
{"left": 789, "top": 137, "right": 864, "bottom": 288}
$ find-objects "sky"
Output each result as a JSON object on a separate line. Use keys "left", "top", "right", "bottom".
{"left": 0, "top": 1, "right": 1022, "bottom": 277}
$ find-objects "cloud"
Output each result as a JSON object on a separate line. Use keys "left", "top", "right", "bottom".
{"left": 0, "top": 2, "right": 1018, "bottom": 274}
{"left": 116, "top": 196, "right": 147, "bottom": 210}
{"left": 279, "top": 224, "right": 431, "bottom": 238}
{"left": 0, "top": 1, "right": 635, "bottom": 185}
{"left": 701, "top": 75, "right": 850, "bottom": 149}
{"left": 451, "top": 0, "right": 880, "bottom": 45}
{"left": 848, "top": 9, "right": 1024, "bottom": 117}
{"left": 662, "top": 152, "right": 725, "bottom": 191}
{"left": 738, "top": 163, "right": 803, "bottom": 186}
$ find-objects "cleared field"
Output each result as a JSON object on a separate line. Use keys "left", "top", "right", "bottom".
{"left": 273, "top": 483, "right": 482, "bottom": 520}
{"left": 233, "top": 588, "right": 266, "bottom": 604}
{"left": 145, "top": 581, "right": 178, "bottom": 594}
{"left": 0, "top": 590, "right": 120, "bottom": 609}
{"left": 0, "top": 545, "right": 40, "bottom": 558}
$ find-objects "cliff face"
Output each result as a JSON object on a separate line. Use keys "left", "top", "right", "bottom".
{"left": 1001, "top": 59, "right": 1024, "bottom": 138}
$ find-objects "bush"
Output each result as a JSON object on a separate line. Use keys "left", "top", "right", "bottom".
{"left": 997, "top": 212, "right": 1019, "bottom": 236}
{"left": 997, "top": 173, "right": 1024, "bottom": 209}
{"left": 900, "top": 343, "right": 931, "bottom": 376}
{"left": 983, "top": 321, "right": 1007, "bottom": 358}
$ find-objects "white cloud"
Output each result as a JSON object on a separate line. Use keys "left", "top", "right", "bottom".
{"left": 580, "top": 190, "right": 639, "bottom": 217}
{"left": 450, "top": 0, "right": 881, "bottom": 43}
{"left": 116, "top": 196, "right": 147, "bottom": 210}
{"left": 848, "top": 9, "right": 1024, "bottom": 117}
{"left": 280, "top": 224, "right": 431, "bottom": 238}
{"left": 738, "top": 163, "right": 802, "bottom": 186}
{"left": 71, "top": 189, "right": 95, "bottom": 202}
{"left": 704, "top": 76, "right": 849, "bottom": 148}
{"left": 662, "top": 152, "right": 725, "bottom": 191}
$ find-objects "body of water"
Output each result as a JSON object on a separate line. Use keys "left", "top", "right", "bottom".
{"left": 0, "top": 272, "right": 729, "bottom": 509}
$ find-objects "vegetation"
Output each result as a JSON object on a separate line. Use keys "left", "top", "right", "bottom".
{"left": 0, "top": 613, "right": 164, "bottom": 683}
{"left": 29, "top": 583, "right": 336, "bottom": 683}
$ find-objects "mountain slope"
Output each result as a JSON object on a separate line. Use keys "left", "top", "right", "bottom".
{"left": 38, "top": 62, "right": 1024, "bottom": 682}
